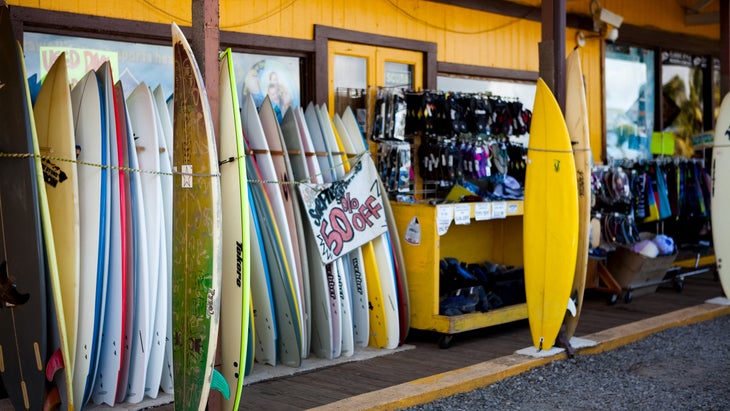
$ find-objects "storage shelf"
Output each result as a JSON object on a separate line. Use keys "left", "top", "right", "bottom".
{"left": 392, "top": 201, "right": 527, "bottom": 337}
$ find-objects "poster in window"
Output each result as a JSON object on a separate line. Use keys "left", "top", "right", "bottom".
{"left": 237, "top": 55, "right": 300, "bottom": 122}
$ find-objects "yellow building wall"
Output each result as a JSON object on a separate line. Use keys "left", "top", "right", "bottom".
{"left": 9, "top": 0, "right": 719, "bottom": 163}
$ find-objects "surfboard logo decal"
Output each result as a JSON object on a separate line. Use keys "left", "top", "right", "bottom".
{"left": 553, "top": 159, "right": 561, "bottom": 172}
{"left": 235, "top": 241, "right": 243, "bottom": 287}
{"left": 725, "top": 125, "right": 730, "bottom": 140}
{"left": 41, "top": 158, "right": 67, "bottom": 188}
{"left": 206, "top": 288, "right": 216, "bottom": 317}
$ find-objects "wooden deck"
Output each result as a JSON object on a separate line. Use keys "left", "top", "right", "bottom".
{"left": 235, "top": 261, "right": 723, "bottom": 410}
{"left": 0, "top": 260, "right": 722, "bottom": 411}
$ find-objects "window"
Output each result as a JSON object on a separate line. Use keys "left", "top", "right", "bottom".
{"left": 437, "top": 76, "right": 536, "bottom": 113}
{"left": 605, "top": 44, "right": 655, "bottom": 161}
{"left": 24, "top": 32, "right": 173, "bottom": 100}
{"left": 661, "top": 51, "right": 709, "bottom": 156}
{"left": 24, "top": 33, "right": 304, "bottom": 124}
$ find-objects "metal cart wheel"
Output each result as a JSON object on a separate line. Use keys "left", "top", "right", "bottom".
{"left": 624, "top": 291, "right": 634, "bottom": 304}
{"left": 607, "top": 294, "right": 619, "bottom": 305}
{"left": 673, "top": 279, "right": 685, "bottom": 292}
{"left": 438, "top": 334, "right": 454, "bottom": 349}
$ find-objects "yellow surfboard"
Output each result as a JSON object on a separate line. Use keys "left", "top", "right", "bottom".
{"left": 33, "top": 52, "right": 77, "bottom": 410}
{"left": 564, "top": 49, "right": 592, "bottom": 340}
{"left": 523, "top": 78, "right": 579, "bottom": 350}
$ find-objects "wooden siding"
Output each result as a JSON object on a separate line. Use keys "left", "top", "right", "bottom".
{"left": 8, "top": 0, "right": 721, "bottom": 164}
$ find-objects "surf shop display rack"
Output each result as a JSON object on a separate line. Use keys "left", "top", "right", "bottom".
{"left": 588, "top": 158, "right": 715, "bottom": 303}
{"left": 366, "top": 88, "right": 531, "bottom": 347}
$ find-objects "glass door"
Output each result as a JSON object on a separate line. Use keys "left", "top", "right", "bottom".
{"left": 328, "top": 40, "right": 423, "bottom": 135}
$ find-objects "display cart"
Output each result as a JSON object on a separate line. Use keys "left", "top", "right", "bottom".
{"left": 391, "top": 200, "right": 527, "bottom": 348}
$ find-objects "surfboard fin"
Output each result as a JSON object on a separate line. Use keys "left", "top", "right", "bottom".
{"left": 42, "top": 386, "right": 60, "bottom": 411}
{"left": 45, "top": 348, "right": 64, "bottom": 382}
{"left": 210, "top": 369, "right": 230, "bottom": 399}
{"left": 566, "top": 297, "right": 577, "bottom": 317}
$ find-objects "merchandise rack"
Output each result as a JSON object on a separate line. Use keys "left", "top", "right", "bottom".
{"left": 391, "top": 200, "right": 527, "bottom": 348}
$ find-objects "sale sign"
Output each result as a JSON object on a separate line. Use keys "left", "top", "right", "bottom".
{"left": 298, "top": 158, "right": 387, "bottom": 264}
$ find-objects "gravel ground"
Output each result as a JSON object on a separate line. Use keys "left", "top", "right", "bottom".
{"left": 403, "top": 314, "right": 730, "bottom": 411}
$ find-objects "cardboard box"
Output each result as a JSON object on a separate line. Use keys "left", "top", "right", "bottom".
{"left": 606, "top": 245, "right": 677, "bottom": 298}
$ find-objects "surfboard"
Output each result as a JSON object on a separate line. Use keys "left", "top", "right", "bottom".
{"left": 113, "top": 80, "right": 137, "bottom": 405}
{"left": 171, "top": 22, "right": 227, "bottom": 409}
{"left": 218, "top": 48, "right": 251, "bottom": 411}
{"left": 712, "top": 93, "right": 730, "bottom": 299}
{"left": 292, "top": 108, "right": 340, "bottom": 358}
{"left": 0, "top": 19, "right": 49, "bottom": 411}
{"left": 319, "top": 107, "right": 359, "bottom": 357}
{"left": 120, "top": 79, "right": 152, "bottom": 405}
{"left": 247, "top": 191, "right": 277, "bottom": 367}
{"left": 331, "top": 114, "right": 370, "bottom": 348}
{"left": 564, "top": 48, "right": 592, "bottom": 340}
{"left": 523, "top": 78, "right": 579, "bottom": 350}
{"left": 245, "top": 156, "right": 302, "bottom": 367}
{"left": 146, "top": 82, "right": 173, "bottom": 399}
{"left": 315, "top": 106, "right": 388, "bottom": 350}
{"left": 152, "top": 85, "right": 175, "bottom": 395}
{"left": 70, "top": 68, "right": 110, "bottom": 409}
{"left": 92, "top": 60, "right": 127, "bottom": 407}
{"left": 127, "top": 82, "right": 165, "bottom": 401}
{"left": 281, "top": 108, "right": 335, "bottom": 359}
{"left": 153, "top": 85, "right": 174, "bottom": 165}
{"left": 258, "top": 96, "right": 310, "bottom": 359}
{"left": 342, "top": 106, "right": 410, "bottom": 345}
{"left": 32, "top": 51, "right": 77, "bottom": 410}
{"left": 339, "top": 107, "right": 400, "bottom": 349}
{"left": 242, "top": 93, "right": 302, "bottom": 366}
{"left": 304, "top": 103, "right": 344, "bottom": 357}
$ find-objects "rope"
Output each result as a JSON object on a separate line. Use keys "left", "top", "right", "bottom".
{"left": 0, "top": 149, "right": 372, "bottom": 185}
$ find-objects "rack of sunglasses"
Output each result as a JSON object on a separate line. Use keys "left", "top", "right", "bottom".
{"left": 367, "top": 87, "right": 531, "bottom": 203}
{"left": 589, "top": 157, "right": 714, "bottom": 303}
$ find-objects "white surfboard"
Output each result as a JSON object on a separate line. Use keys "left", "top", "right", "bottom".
{"left": 112, "top": 80, "right": 136, "bottom": 404}
{"left": 317, "top": 105, "right": 357, "bottom": 357}
{"left": 120, "top": 104, "right": 151, "bottom": 405}
{"left": 152, "top": 85, "right": 175, "bottom": 394}
{"left": 219, "top": 49, "right": 250, "bottom": 410}
{"left": 144, "top": 84, "right": 173, "bottom": 399}
{"left": 70, "top": 69, "right": 109, "bottom": 408}
{"left": 712, "top": 93, "right": 730, "bottom": 298}
{"left": 332, "top": 113, "right": 370, "bottom": 348}
{"left": 286, "top": 108, "right": 337, "bottom": 359}
{"left": 153, "top": 85, "right": 174, "bottom": 164}
{"left": 258, "top": 96, "right": 311, "bottom": 359}
{"left": 242, "top": 94, "right": 302, "bottom": 366}
{"left": 125, "top": 83, "right": 160, "bottom": 403}
{"left": 341, "top": 107, "right": 400, "bottom": 349}
{"left": 304, "top": 103, "right": 345, "bottom": 357}
{"left": 92, "top": 61, "right": 125, "bottom": 407}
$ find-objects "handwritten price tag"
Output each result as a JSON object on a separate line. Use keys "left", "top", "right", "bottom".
{"left": 453, "top": 204, "right": 471, "bottom": 225}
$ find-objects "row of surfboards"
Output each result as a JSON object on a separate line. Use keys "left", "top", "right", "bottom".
{"left": 222, "top": 50, "right": 411, "bottom": 410}
{"left": 0, "top": 10, "right": 408, "bottom": 410}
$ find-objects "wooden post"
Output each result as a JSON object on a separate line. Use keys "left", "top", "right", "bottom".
{"left": 192, "top": 0, "right": 220, "bottom": 141}
{"left": 539, "top": 0, "right": 566, "bottom": 113}
{"left": 191, "top": 1, "right": 221, "bottom": 410}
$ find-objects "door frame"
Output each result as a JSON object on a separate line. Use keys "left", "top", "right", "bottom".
{"left": 313, "top": 25, "right": 437, "bottom": 106}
